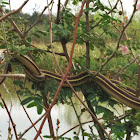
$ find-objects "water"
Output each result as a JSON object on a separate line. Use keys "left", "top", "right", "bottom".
{"left": 0, "top": 81, "right": 140, "bottom": 140}
{"left": 0, "top": 96, "right": 93, "bottom": 140}
{"left": 0, "top": 81, "right": 93, "bottom": 140}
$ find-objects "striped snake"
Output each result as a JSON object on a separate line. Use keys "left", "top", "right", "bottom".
{"left": 0, "top": 50, "right": 139, "bottom": 110}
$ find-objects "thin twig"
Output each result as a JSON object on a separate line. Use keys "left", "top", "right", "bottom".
{"left": 13, "top": 84, "right": 43, "bottom": 140}
{"left": 18, "top": 113, "right": 46, "bottom": 139}
{"left": 2, "top": 83, "right": 13, "bottom": 140}
{"left": 97, "top": 0, "right": 138, "bottom": 73}
{"left": 0, "top": 8, "right": 24, "bottom": 38}
{"left": 91, "top": 0, "right": 119, "bottom": 29}
{"left": 0, "top": 93, "right": 18, "bottom": 140}
{"left": 70, "top": 98, "right": 85, "bottom": 139}
{"left": 25, "top": 0, "right": 53, "bottom": 34}
{"left": 114, "top": 55, "right": 140, "bottom": 78}
{"left": 60, "top": 120, "right": 93, "bottom": 137}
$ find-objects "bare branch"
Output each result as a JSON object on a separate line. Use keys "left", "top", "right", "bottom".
{"left": 0, "top": 7, "right": 24, "bottom": 38}
{"left": 25, "top": 0, "right": 53, "bottom": 34}
{"left": 114, "top": 55, "right": 140, "bottom": 78}
{"left": 97, "top": 0, "right": 138, "bottom": 73}
{"left": 0, "top": 74, "right": 26, "bottom": 78}
{"left": 0, "top": 0, "right": 29, "bottom": 22}
{"left": 0, "top": 93, "right": 18, "bottom": 140}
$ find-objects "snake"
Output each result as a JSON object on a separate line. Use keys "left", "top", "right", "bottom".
{"left": 0, "top": 50, "right": 139, "bottom": 110}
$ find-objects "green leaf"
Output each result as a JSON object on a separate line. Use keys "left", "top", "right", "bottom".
{"left": 26, "top": 37, "right": 31, "bottom": 43}
{"left": 13, "top": 80, "right": 23, "bottom": 89}
{"left": 66, "top": 89, "right": 73, "bottom": 98}
{"left": 13, "top": 80, "right": 23, "bottom": 86}
{"left": 0, "top": 5, "right": 6, "bottom": 7}
{"left": 83, "top": 8, "right": 94, "bottom": 13}
{"left": 27, "top": 101, "right": 37, "bottom": 108}
{"left": 0, "top": 102, "right": 4, "bottom": 108}
{"left": 112, "top": 123, "right": 126, "bottom": 138}
{"left": 43, "top": 135, "right": 51, "bottom": 138}
{"left": 72, "top": 0, "right": 79, "bottom": 5}
{"left": 2, "top": 2, "right": 9, "bottom": 5}
{"left": 0, "top": 44, "right": 6, "bottom": 49}
{"left": 96, "top": 105, "right": 113, "bottom": 119}
{"left": 21, "top": 97, "right": 33, "bottom": 105}
{"left": 17, "top": 90, "right": 23, "bottom": 95}
{"left": 37, "top": 105, "right": 43, "bottom": 114}
{"left": 37, "top": 30, "right": 47, "bottom": 36}
{"left": 90, "top": 43, "right": 94, "bottom": 50}
{"left": 87, "top": 94, "right": 95, "bottom": 101}
{"left": 33, "top": 33, "right": 40, "bottom": 38}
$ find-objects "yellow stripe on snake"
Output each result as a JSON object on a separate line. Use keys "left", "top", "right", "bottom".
{"left": 0, "top": 52, "right": 139, "bottom": 110}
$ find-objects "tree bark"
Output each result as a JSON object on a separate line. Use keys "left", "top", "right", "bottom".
{"left": 55, "top": 0, "right": 61, "bottom": 24}
{"left": 61, "top": 41, "right": 70, "bottom": 62}
{"left": 42, "top": 94, "right": 55, "bottom": 139}
{"left": 85, "top": 0, "right": 90, "bottom": 69}
{"left": 62, "top": 0, "right": 69, "bottom": 12}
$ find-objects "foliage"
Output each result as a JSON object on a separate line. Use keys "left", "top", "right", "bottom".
{"left": 0, "top": 0, "right": 140, "bottom": 139}
{"left": 46, "top": 8, "right": 75, "bottom": 43}
{"left": 0, "top": 102, "right": 4, "bottom": 108}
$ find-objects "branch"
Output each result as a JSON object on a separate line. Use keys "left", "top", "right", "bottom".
{"left": 60, "top": 120, "right": 93, "bottom": 137}
{"left": 13, "top": 84, "right": 43, "bottom": 140}
{"left": 62, "top": 0, "right": 69, "bottom": 12}
{"left": 2, "top": 83, "right": 13, "bottom": 139}
{"left": 91, "top": 0, "right": 119, "bottom": 29}
{"left": 70, "top": 98, "right": 85, "bottom": 139}
{"left": 33, "top": 1, "right": 88, "bottom": 139}
{"left": 0, "top": 74, "right": 25, "bottom": 78}
{"left": 25, "top": 1, "right": 53, "bottom": 34}
{"left": 55, "top": 0, "right": 61, "bottom": 24}
{"left": 0, "top": 0, "right": 29, "bottom": 22}
{"left": 18, "top": 112, "right": 46, "bottom": 139}
{"left": 0, "top": 8, "right": 24, "bottom": 39}
{"left": 34, "top": 1, "right": 111, "bottom": 139}
{"left": 97, "top": 0, "right": 138, "bottom": 73}
{"left": 0, "top": 93, "right": 18, "bottom": 140}
{"left": 114, "top": 55, "right": 140, "bottom": 78}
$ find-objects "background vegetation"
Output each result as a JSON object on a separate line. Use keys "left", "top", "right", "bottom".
{"left": 0, "top": 0, "right": 140, "bottom": 140}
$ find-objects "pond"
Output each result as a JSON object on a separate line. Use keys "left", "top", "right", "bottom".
{"left": 0, "top": 80, "right": 140, "bottom": 140}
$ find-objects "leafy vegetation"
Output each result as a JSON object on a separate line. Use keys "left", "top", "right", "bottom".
{"left": 0, "top": 0, "right": 140, "bottom": 140}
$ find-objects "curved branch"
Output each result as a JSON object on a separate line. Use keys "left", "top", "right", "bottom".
{"left": 0, "top": 0, "right": 29, "bottom": 22}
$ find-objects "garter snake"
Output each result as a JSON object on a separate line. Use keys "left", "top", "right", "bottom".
{"left": 0, "top": 51, "right": 139, "bottom": 110}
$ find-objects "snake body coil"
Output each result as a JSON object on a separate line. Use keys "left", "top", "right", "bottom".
{"left": 0, "top": 53, "right": 139, "bottom": 110}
